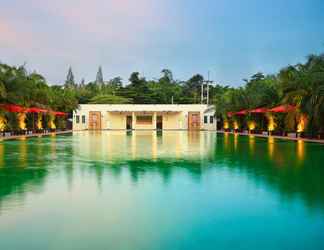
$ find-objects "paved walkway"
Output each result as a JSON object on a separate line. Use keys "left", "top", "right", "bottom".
{"left": 2, "top": 130, "right": 323, "bottom": 144}
{"left": 217, "top": 130, "right": 324, "bottom": 144}
{"left": 0, "top": 130, "right": 72, "bottom": 141}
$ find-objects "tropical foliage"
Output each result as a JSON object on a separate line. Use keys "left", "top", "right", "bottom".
{"left": 216, "top": 53, "right": 324, "bottom": 137}
{"left": 0, "top": 63, "right": 78, "bottom": 131}
{"left": 0, "top": 63, "right": 78, "bottom": 111}
{"left": 1, "top": 51, "right": 324, "bottom": 136}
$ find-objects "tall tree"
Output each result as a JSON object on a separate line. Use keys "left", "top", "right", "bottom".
{"left": 124, "top": 72, "right": 152, "bottom": 103}
{"left": 160, "top": 69, "right": 174, "bottom": 84}
{"left": 182, "top": 74, "right": 204, "bottom": 103}
{"left": 280, "top": 54, "right": 324, "bottom": 136}
{"left": 80, "top": 78, "right": 85, "bottom": 87}
{"left": 96, "top": 66, "right": 104, "bottom": 87}
{"left": 108, "top": 77, "right": 122, "bottom": 88}
{"left": 129, "top": 72, "right": 141, "bottom": 86}
{"left": 65, "top": 67, "right": 75, "bottom": 88}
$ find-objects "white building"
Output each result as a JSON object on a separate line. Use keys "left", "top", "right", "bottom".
{"left": 73, "top": 104, "right": 216, "bottom": 131}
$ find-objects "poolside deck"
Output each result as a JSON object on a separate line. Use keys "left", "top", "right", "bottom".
{"left": 0, "top": 130, "right": 72, "bottom": 141}
{"left": 1, "top": 129, "right": 323, "bottom": 144}
{"left": 218, "top": 130, "right": 324, "bottom": 144}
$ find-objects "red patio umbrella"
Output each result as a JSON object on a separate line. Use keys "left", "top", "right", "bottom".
{"left": 235, "top": 109, "right": 249, "bottom": 115}
{"left": 250, "top": 107, "right": 269, "bottom": 113}
{"left": 269, "top": 105, "right": 296, "bottom": 113}
{"left": 53, "top": 111, "right": 67, "bottom": 116}
{"left": 0, "top": 104, "right": 25, "bottom": 113}
{"left": 26, "top": 107, "right": 48, "bottom": 113}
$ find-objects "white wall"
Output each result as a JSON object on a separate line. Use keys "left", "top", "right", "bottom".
{"left": 203, "top": 110, "right": 217, "bottom": 131}
{"left": 73, "top": 104, "right": 209, "bottom": 130}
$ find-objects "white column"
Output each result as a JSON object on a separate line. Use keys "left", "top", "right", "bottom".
{"left": 153, "top": 112, "right": 157, "bottom": 130}
{"left": 132, "top": 112, "right": 136, "bottom": 130}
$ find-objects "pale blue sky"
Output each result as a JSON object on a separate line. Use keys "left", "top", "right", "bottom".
{"left": 1, "top": 0, "right": 324, "bottom": 86}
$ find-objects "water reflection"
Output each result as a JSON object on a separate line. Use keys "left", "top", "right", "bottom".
{"left": 248, "top": 135, "right": 255, "bottom": 154}
{"left": 296, "top": 140, "right": 305, "bottom": 165}
{"left": 18, "top": 138, "right": 27, "bottom": 168}
{"left": 73, "top": 131, "right": 216, "bottom": 162}
{"left": 0, "top": 135, "right": 71, "bottom": 212}
{"left": 215, "top": 133, "right": 324, "bottom": 211}
{"left": 268, "top": 136, "right": 275, "bottom": 159}
{"left": 0, "top": 143, "right": 3, "bottom": 168}
{"left": 0, "top": 131, "right": 323, "bottom": 215}
{"left": 234, "top": 133, "right": 238, "bottom": 151}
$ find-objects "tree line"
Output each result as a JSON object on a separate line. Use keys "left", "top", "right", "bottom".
{"left": 1, "top": 51, "right": 323, "bottom": 136}
{"left": 215, "top": 53, "right": 324, "bottom": 137}
{"left": 0, "top": 63, "right": 77, "bottom": 131}
{"left": 64, "top": 67, "right": 222, "bottom": 105}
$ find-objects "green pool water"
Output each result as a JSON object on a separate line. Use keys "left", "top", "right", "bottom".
{"left": 0, "top": 131, "right": 323, "bottom": 250}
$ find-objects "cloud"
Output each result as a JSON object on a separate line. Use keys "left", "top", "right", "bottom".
{"left": 0, "top": 18, "right": 33, "bottom": 50}
{"left": 0, "top": 0, "right": 183, "bottom": 83}
{"left": 2, "top": 0, "right": 323, "bottom": 85}
{"left": 25, "top": 0, "right": 170, "bottom": 45}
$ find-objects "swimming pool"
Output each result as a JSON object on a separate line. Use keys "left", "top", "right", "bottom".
{"left": 0, "top": 131, "right": 323, "bottom": 250}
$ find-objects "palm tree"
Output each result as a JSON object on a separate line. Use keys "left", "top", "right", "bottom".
{"left": 280, "top": 54, "right": 324, "bottom": 136}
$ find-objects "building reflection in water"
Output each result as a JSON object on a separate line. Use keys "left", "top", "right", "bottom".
{"left": 73, "top": 131, "right": 216, "bottom": 162}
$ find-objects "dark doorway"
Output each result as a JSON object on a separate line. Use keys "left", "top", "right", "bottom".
{"left": 126, "top": 116, "right": 132, "bottom": 130}
{"left": 156, "top": 116, "right": 163, "bottom": 130}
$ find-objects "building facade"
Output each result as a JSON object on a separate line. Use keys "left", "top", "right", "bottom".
{"left": 73, "top": 104, "right": 216, "bottom": 130}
